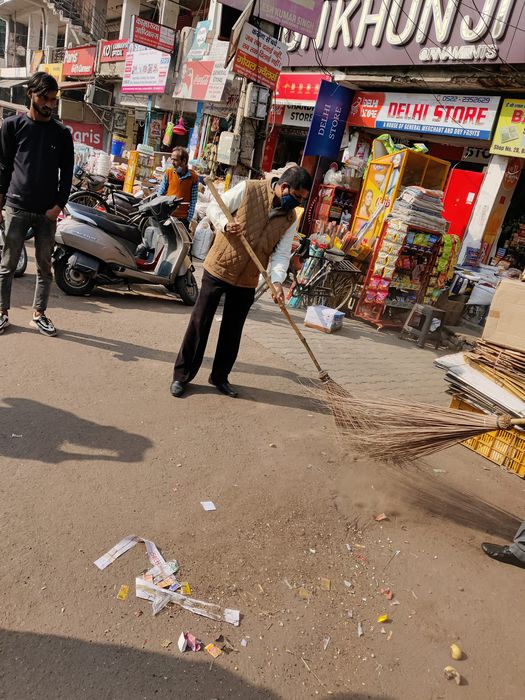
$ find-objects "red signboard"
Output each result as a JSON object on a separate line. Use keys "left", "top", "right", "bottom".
{"left": 131, "top": 15, "right": 175, "bottom": 54}
{"left": 63, "top": 120, "right": 105, "bottom": 149}
{"left": 99, "top": 39, "right": 128, "bottom": 63}
{"left": 63, "top": 45, "right": 97, "bottom": 77}
{"left": 274, "top": 72, "right": 330, "bottom": 104}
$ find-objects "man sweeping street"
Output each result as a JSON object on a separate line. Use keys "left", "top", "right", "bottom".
{"left": 170, "top": 166, "right": 312, "bottom": 398}
{"left": 0, "top": 71, "right": 74, "bottom": 336}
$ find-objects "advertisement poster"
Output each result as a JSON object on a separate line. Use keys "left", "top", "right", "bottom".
{"left": 174, "top": 34, "right": 229, "bottom": 102}
{"left": 122, "top": 44, "right": 170, "bottom": 94}
{"left": 220, "top": 0, "right": 324, "bottom": 39}
{"left": 348, "top": 92, "right": 500, "bottom": 140}
{"left": 38, "top": 63, "right": 63, "bottom": 83}
{"left": 131, "top": 15, "right": 175, "bottom": 54}
{"left": 232, "top": 23, "right": 285, "bottom": 91}
{"left": 99, "top": 39, "right": 128, "bottom": 63}
{"left": 304, "top": 80, "right": 354, "bottom": 158}
{"left": 63, "top": 45, "right": 97, "bottom": 77}
{"left": 490, "top": 98, "right": 525, "bottom": 159}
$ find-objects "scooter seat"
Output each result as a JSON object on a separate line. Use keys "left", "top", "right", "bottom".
{"left": 66, "top": 202, "right": 142, "bottom": 245}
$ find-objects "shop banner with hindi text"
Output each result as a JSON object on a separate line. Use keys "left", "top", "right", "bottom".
{"left": 490, "top": 98, "right": 525, "bottom": 159}
{"left": 219, "top": 0, "right": 324, "bottom": 39}
{"left": 304, "top": 80, "right": 354, "bottom": 158}
{"left": 232, "top": 23, "right": 285, "bottom": 91}
{"left": 348, "top": 92, "right": 500, "bottom": 140}
{"left": 122, "top": 44, "right": 170, "bottom": 94}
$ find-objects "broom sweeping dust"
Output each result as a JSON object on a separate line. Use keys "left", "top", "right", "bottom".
{"left": 205, "top": 179, "right": 525, "bottom": 463}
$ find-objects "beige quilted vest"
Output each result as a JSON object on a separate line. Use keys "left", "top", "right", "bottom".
{"left": 204, "top": 179, "right": 296, "bottom": 288}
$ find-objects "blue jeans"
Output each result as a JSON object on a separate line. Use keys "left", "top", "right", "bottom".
{"left": 0, "top": 206, "right": 56, "bottom": 312}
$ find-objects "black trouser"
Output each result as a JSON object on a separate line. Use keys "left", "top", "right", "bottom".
{"left": 173, "top": 270, "right": 255, "bottom": 384}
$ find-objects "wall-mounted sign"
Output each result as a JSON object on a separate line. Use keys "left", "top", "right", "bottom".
{"left": 348, "top": 92, "right": 500, "bottom": 140}
{"left": 304, "top": 79, "right": 354, "bottom": 158}
{"left": 282, "top": 0, "right": 525, "bottom": 67}
{"left": 122, "top": 44, "right": 170, "bottom": 94}
{"left": 232, "top": 23, "right": 285, "bottom": 90}
{"left": 99, "top": 39, "right": 128, "bottom": 63}
{"left": 271, "top": 103, "right": 314, "bottom": 127}
{"left": 174, "top": 29, "right": 230, "bottom": 103}
{"left": 220, "top": 0, "right": 324, "bottom": 40}
{"left": 490, "top": 98, "right": 525, "bottom": 159}
{"left": 63, "top": 45, "right": 97, "bottom": 77}
{"left": 63, "top": 120, "right": 105, "bottom": 149}
{"left": 38, "top": 63, "right": 63, "bottom": 83}
{"left": 131, "top": 15, "right": 175, "bottom": 54}
{"left": 275, "top": 72, "right": 330, "bottom": 104}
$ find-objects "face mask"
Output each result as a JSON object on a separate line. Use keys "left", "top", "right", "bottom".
{"left": 176, "top": 166, "right": 185, "bottom": 175}
{"left": 280, "top": 192, "right": 300, "bottom": 211}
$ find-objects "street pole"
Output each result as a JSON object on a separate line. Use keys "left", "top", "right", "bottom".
{"left": 143, "top": 95, "right": 154, "bottom": 146}
{"left": 224, "top": 78, "right": 248, "bottom": 191}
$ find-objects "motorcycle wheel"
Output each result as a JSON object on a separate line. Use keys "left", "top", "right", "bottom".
{"left": 166, "top": 272, "right": 199, "bottom": 306}
{"left": 69, "top": 191, "right": 110, "bottom": 212}
{"left": 14, "top": 244, "right": 27, "bottom": 277}
{"left": 54, "top": 256, "right": 96, "bottom": 296}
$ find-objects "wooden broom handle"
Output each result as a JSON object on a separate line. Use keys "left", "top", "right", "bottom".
{"left": 510, "top": 418, "right": 525, "bottom": 426}
{"left": 205, "top": 178, "right": 328, "bottom": 380}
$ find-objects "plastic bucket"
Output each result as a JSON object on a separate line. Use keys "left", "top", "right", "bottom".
{"left": 111, "top": 137, "right": 125, "bottom": 157}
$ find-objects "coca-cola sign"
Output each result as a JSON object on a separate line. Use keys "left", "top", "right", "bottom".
{"left": 281, "top": 0, "right": 524, "bottom": 67}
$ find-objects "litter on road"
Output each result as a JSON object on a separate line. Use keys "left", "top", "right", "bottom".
{"left": 205, "top": 642, "right": 222, "bottom": 659}
{"left": 178, "top": 632, "right": 201, "bottom": 652}
{"left": 94, "top": 535, "right": 241, "bottom": 626}
{"left": 200, "top": 501, "right": 216, "bottom": 511}
{"left": 117, "top": 584, "right": 129, "bottom": 600}
{"left": 450, "top": 643, "right": 464, "bottom": 660}
{"left": 444, "top": 666, "right": 462, "bottom": 685}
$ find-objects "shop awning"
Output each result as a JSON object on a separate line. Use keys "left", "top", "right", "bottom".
{"left": 0, "top": 99, "right": 27, "bottom": 112}
{"left": 58, "top": 81, "right": 91, "bottom": 91}
{"left": 0, "top": 78, "right": 28, "bottom": 89}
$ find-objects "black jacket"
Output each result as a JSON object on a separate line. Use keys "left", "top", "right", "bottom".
{"left": 0, "top": 114, "right": 74, "bottom": 214}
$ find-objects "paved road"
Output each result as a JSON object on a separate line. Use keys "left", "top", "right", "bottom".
{"left": 1, "top": 252, "right": 524, "bottom": 699}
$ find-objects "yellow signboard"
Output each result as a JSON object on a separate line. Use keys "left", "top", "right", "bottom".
{"left": 38, "top": 63, "right": 64, "bottom": 83}
{"left": 490, "top": 98, "right": 525, "bottom": 159}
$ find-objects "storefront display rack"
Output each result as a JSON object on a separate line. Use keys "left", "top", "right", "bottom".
{"left": 313, "top": 184, "right": 360, "bottom": 226}
{"left": 354, "top": 218, "right": 442, "bottom": 329}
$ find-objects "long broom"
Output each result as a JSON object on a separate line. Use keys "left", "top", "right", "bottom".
{"left": 205, "top": 179, "right": 525, "bottom": 463}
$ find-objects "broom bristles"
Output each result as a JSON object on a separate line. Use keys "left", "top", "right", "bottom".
{"left": 322, "top": 381, "right": 503, "bottom": 463}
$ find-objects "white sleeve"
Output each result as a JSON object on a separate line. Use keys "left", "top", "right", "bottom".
{"left": 269, "top": 219, "right": 298, "bottom": 284}
{"left": 207, "top": 181, "right": 247, "bottom": 233}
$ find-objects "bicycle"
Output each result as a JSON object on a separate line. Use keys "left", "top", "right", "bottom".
{"left": 291, "top": 248, "right": 361, "bottom": 311}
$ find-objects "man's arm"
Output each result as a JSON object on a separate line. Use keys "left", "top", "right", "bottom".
{"left": 207, "top": 181, "right": 246, "bottom": 232}
{"left": 158, "top": 172, "right": 169, "bottom": 196}
{"left": 188, "top": 179, "right": 198, "bottom": 221}
{"left": 0, "top": 120, "right": 16, "bottom": 216}
{"left": 56, "top": 128, "right": 75, "bottom": 210}
{"left": 267, "top": 219, "right": 298, "bottom": 304}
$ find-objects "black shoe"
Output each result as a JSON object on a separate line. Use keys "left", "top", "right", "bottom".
{"left": 482, "top": 542, "right": 525, "bottom": 569}
{"left": 208, "top": 378, "right": 238, "bottom": 398}
{"left": 170, "top": 380, "right": 187, "bottom": 397}
{"left": 30, "top": 314, "right": 57, "bottom": 336}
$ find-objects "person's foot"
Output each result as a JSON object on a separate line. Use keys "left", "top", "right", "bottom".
{"left": 0, "top": 314, "right": 9, "bottom": 334}
{"left": 30, "top": 314, "right": 57, "bottom": 336}
{"left": 170, "top": 380, "right": 187, "bottom": 397}
{"left": 208, "top": 378, "right": 238, "bottom": 398}
{"left": 482, "top": 542, "right": 525, "bottom": 569}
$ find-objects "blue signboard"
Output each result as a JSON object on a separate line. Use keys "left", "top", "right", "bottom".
{"left": 304, "top": 80, "right": 354, "bottom": 159}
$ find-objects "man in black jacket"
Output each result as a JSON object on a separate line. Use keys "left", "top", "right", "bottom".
{"left": 0, "top": 72, "right": 74, "bottom": 336}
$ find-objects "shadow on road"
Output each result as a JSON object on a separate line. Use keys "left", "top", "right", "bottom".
{"left": 0, "top": 398, "right": 152, "bottom": 464}
{"left": 399, "top": 468, "right": 522, "bottom": 540}
{"left": 0, "top": 628, "right": 396, "bottom": 700}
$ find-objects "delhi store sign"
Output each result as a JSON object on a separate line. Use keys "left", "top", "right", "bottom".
{"left": 348, "top": 92, "right": 500, "bottom": 140}
{"left": 63, "top": 120, "right": 105, "bottom": 149}
{"left": 63, "top": 45, "right": 97, "bottom": 77}
{"left": 131, "top": 15, "right": 176, "bottom": 54}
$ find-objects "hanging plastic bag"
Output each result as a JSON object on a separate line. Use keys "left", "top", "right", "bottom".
{"left": 163, "top": 122, "right": 174, "bottom": 148}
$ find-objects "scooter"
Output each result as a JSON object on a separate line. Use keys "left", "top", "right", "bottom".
{"left": 53, "top": 194, "right": 199, "bottom": 305}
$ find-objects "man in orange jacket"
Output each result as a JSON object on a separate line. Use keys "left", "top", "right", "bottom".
{"left": 158, "top": 146, "right": 199, "bottom": 229}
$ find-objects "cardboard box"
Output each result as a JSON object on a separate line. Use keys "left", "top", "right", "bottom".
{"left": 482, "top": 279, "right": 525, "bottom": 353}
{"left": 304, "top": 305, "right": 344, "bottom": 334}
